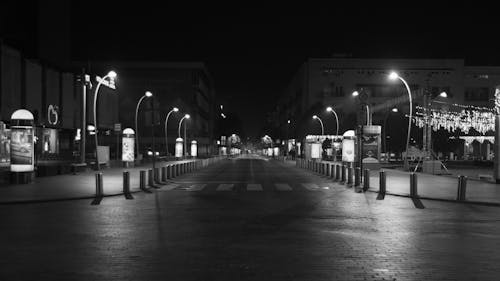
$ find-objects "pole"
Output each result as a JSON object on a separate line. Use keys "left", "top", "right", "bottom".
{"left": 151, "top": 97, "right": 156, "bottom": 172}
{"left": 135, "top": 95, "right": 147, "bottom": 162}
{"left": 184, "top": 120, "right": 187, "bottom": 158}
{"left": 93, "top": 75, "right": 109, "bottom": 171}
{"left": 398, "top": 76, "right": 412, "bottom": 171}
{"left": 80, "top": 69, "right": 87, "bottom": 164}
{"left": 164, "top": 109, "right": 174, "bottom": 157}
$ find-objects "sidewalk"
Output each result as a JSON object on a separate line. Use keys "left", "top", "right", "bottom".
{"left": 0, "top": 159, "right": 198, "bottom": 204}
{"left": 295, "top": 158, "right": 500, "bottom": 205}
{"left": 366, "top": 169, "right": 500, "bottom": 204}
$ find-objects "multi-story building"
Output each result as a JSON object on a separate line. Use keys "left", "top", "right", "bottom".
{"left": 85, "top": 61, "right": 217, "bottom": 158}
{"left": 273, "top": 58, "right": 500, "bottom": 159}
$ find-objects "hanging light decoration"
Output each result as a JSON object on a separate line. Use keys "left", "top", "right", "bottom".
{"left": 414, "top": 104, "right": 495, "bottom": 135}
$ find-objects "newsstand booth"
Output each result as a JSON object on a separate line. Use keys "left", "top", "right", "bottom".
{"left": 304, "top": 135, "right": 343, "bottom": 161}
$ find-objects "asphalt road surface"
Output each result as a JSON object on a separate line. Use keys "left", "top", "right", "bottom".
{"left": 1, "top": 154, "right": 500, "bottom": 280}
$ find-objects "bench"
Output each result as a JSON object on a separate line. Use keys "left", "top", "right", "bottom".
{"left": 70, "top": 163, "right": 88, "bottom": 174}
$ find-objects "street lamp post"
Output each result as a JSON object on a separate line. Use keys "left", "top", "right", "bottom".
{"left": 178, "top": 114, "right": 190, "bottom": 158}
{"left": 312, "top": 115, "right": 324, "bottom": 135}
{"left": 326, "top": 107, "right": 339, "bottom": 136}
{"left": 164, "top": 107, "right": 179, "bottom": 157}
{"left": 134, "top": 91, "right": 153, "bottom": 163}
{"left": 93, "top": 70, "right": 117, "bottom": 170}
{"left": 423, "top": 91, "right": 448, "bottom": 159}
{"left": 352, "top": 91, "right": 371, "bottom": 125}
{"left": 383, "top": 107, "right": 399, "bottom": 158}
{"left": 389, "top": 71, "right": 412, "bottom": 170}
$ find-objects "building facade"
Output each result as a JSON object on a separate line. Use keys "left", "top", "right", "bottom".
{"left": 87, "top": 61, "right": 217, "bottom": 158}
{"left": 272, "top": 58, "right": 500, "bottom": 159}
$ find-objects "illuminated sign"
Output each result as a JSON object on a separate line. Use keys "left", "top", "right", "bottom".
{"left": 10, "top": 110, "right": 35, "bottom": 172}
{"left": 122, "top": 128, "right": 135, "bottom": 162}
{"left": 342, "top": 130, "right": 356, "bottom": 162}
{"left": 175, "top": 138, "right": 183, "bottom": 158}
{"left": 47, "top": 105, "right": 59, "bottom": 125}
{"left": 191, "top": 140, "right": 198, "bottom": 157}
{"left": 311, "top": 143, "right": 321, "bottom": 159}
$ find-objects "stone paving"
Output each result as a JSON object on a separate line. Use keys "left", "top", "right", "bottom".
{"left": 0, "top": 156, "right": 500, "bottom": 280}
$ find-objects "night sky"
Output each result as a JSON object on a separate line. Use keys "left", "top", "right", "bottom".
{"left": 3, "top": 2, "right": 500, "bottom": 137}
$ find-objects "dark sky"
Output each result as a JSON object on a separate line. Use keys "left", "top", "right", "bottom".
{"left": 3, "top": 2, "right": 500, "bottom": 137}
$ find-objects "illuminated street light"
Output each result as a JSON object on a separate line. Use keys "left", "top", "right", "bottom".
{"left": 178, "top": 114, "right": 190, "bottom": 157}
{"left": 134, "top": 91, "right": 153, "bottom": 161}
{"left": 164, "top": 107, "right": 179, "bottom": 156}
{"left": 312, "top": 115, "right": 324, "bottom": 135}
{"left": 388, "top": 71, "right": 412, "bottom": 170}
{"left": 326, "top": 106, "right": 339, "bottom": 136}
{"left": 352, "top": 91, "right": 359, "bottom": 97}
{"left": 93, "top": 70, "right": 117, "bottom": 170}
{"left": 439, "top": 91, "right": 448, "bottom": 98}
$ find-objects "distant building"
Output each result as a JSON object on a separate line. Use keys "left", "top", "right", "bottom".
{"left": 272, "top": 58, "right": 500, "bottom": 158}
{"left": 84, "top": 61, "right": 217, "bottom": 158}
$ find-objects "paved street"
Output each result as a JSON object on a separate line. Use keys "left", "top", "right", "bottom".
{"left": 1, "top": 154, "right": 500, "bottom": 281}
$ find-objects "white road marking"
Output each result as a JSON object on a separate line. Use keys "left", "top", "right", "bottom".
{"left": 216, "top": 183, "right": 234, "bottom": 191}
{"left": 302, "top": 183, "right": 320, "bottom": 190}
{"left": 246, "top": 184, "right": 263, "bottom": 191}
{"left": 187, "top": 184, "right": 206, "bottom": 191}
{"left": 275, "top": 183, "right": 292, "bottom": 191}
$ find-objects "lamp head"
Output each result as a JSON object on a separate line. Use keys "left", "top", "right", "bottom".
{"left": 439, "top": 91, "right": 448, "bottom": 98}
{"left": 352, "top": 91, "right": 359, "bottom": 97}
{"left": 145, "top": 91, "right": 153, "bottom": 97}
{"left": 312, "top": 115, "right": 318, "bottom": 119}
{"left": 287, "top": 120, "right": 291, "bottom": 124}
{"left": 107, "top": 71, "right": 117, "bottom": 79}
{"left": 326, "top": 106, "right": 333, "bottom": 112}
{"left": 388, "top": 72, "right": 399, "bottom": 80}
{"left": 185, "top": 114, "right": 190, "bottom": 119}
{"left": 173, "top": 107, "right": 179, "bottom": 112}
{"left": 392, "top": 107, "right": 398, "bottom": 112}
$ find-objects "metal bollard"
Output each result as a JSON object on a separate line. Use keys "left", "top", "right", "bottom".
{"left": 347, "top": 167, "right": 353, "bottom": 186}
{"left": 161, "top": 166, "right": 167, "bottom": 182}
{"left": 140, "top": 170, "right": 147, "bottom": 191}
{"left": 457, "top": 175, "right": 467, "bottom": 201}
{"left": 354, "top": 167, "right": 361, "bottom": 190}
{"left": 167, "top": 165, "right": 173, "bottom": 179}
{"left": 95, "top": 172, "right": 103, "bottom": 197}
{"left": 175, "top": 164, "right": 179, "bottom": 177}
{"left": 341, "top": 165, "right": 346, "bottom": 183}
{"left": 410, "top": 172, "right": 418, "bottom": 198}
{"left": 331, "top": 164, "right": 336, "bottom": 179}
{"left": 123, "top": 171, "right": 133, "bottom": 199}
{"left": 379, "top": 170, "right": 386, "bottom": 195}
{"left": 148, "top": 169, "right": 154, "bottom": 187}
{"left": 335, "top": 164, "right": 341, "bottom": 181}
{"left": 154, "top": 167, "right": 161, "bottom": 183}
{"left": 363, "top": 169, "right": 370, "bottom": 191}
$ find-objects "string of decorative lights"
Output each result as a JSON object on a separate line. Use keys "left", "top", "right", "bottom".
{"left": 414, "top": 105, "right": 495, "bottom": 134}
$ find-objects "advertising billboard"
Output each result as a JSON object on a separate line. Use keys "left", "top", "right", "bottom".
{"left": 10, "top": 110, "right": 35, "bottom": 172}
{"left": 362, "top": 125, "right": 381, "bottom": 163}
{"left": 342, "top": 130, "right": 356, "bottom": 162}
{"left": 122, "top": 137, "right": 134, "bottom": 162}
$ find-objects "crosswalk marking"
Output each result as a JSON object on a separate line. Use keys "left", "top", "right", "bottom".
{"left": 246, "top": 184, "right": 263, "bottom": 191}
{"left": 216, "top": 183, "right": 234, "bottom": 191}
{"left": 275, "top": 183, "right": 292, "bottom": 191}
{"left": 187, "top": 184, "right": 206, "bottom": 191}
{"left": 302, "top": 183, "right": 320, "bottom": 190}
